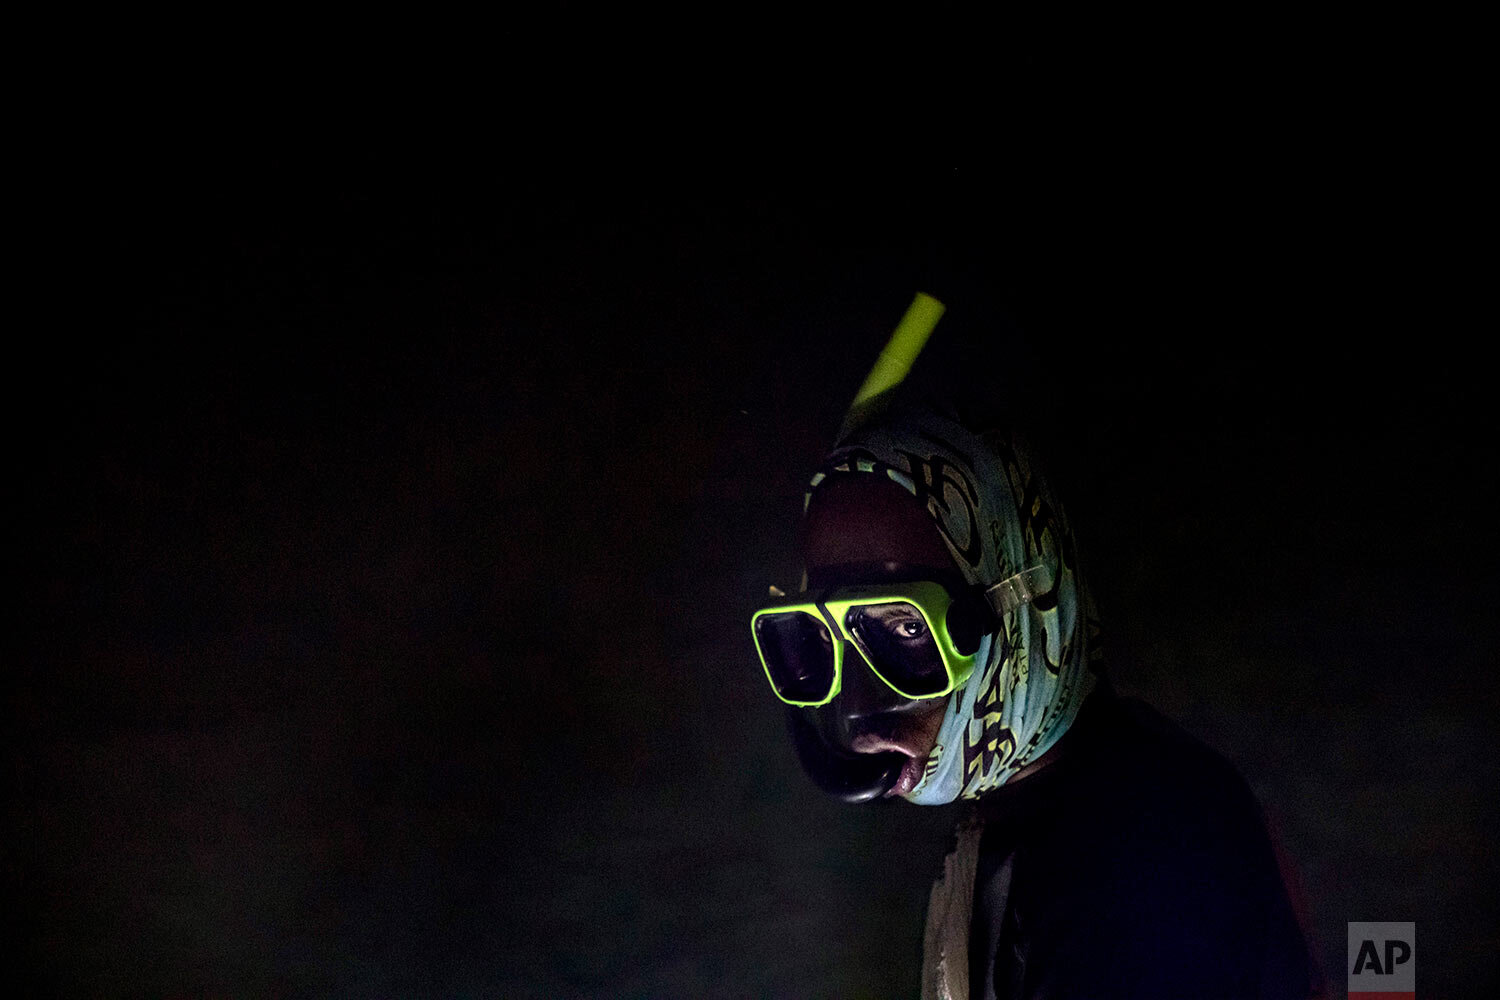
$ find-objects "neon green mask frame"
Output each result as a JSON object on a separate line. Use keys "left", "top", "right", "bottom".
{"left": 751, "top": 565, "right": 1052, "bottom": 707}
{"left": 751, "top": 580, "right": 977, "bottom": 707}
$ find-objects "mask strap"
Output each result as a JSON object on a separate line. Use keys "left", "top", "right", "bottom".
{"left": 982, "top": 564, "right": 1054, "bottom": 617}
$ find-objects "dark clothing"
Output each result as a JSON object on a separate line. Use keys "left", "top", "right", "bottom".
{"left": 967, "top": 687, "right": 1318, "bottom": 999}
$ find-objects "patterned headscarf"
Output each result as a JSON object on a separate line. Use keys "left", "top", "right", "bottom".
{"left": 806, "top": 399, "right": 1102, "bottom": 803}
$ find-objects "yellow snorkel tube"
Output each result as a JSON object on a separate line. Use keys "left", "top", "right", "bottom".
{"left": 838, "top": 292, "right": 947, "bottom": 440}
{"left": 785, "top": 291, "right": 950, "bottom": 801}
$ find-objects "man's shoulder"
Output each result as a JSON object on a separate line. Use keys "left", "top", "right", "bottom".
{"left": 980, "top": 689, "right": 1290, "bottom": 935}
{"left": 1027, "top": 693, "right": 1273, "bottom": 878}
{"left": 1099, "top": 695, "right": 1264, "bottom": 824}
{"left": 980, "top": 694, "right": 1314, "bottom": 997}
{"left": 977, "top": 689, "right": 1265, "bottom": 844}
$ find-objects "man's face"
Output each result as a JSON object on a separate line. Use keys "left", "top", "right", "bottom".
{"left": 800, "top": 476, "right": 958, "bottom": 798}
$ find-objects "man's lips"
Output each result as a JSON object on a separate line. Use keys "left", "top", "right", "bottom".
{"left": 849, "top": 733, "right": 922, "bottom": 756}
{"left": 849, "top": 733, "right": 929, "bottom": 797}
{"left": 888, "top": 754, "right": 927, "bottom": 797}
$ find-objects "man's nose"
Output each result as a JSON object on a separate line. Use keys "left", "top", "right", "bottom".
{"left": 833, "top": 655, "right": 925, "bottom": 742}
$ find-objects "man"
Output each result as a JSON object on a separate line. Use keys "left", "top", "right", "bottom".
{"left": 751, "top": 390, "right": 1322, "bottom": 998}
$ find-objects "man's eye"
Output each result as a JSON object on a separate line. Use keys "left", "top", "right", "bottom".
{"left": 894, "top": 619, "right": 927, "bottom": 639}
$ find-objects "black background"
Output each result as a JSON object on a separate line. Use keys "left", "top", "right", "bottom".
{"left": 10, "top": 47, "right": 1498, "bottom": 998}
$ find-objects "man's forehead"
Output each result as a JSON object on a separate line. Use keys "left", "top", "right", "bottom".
{"left": 800, "top": 474, "right": 954, "bottom": 575}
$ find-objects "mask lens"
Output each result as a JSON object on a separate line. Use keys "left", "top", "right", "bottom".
{"left": 846, "top": 602, "right": 949, "bottom": 697}
{"left": 754, "top": 611, "right": 836, "bottom": 703}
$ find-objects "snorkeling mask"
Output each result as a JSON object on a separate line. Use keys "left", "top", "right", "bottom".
{"left": 752, "top": 567, "right": 1053, "bottom": 706}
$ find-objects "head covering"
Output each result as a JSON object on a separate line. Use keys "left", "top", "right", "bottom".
{"left": 805, "top": 397, "right": 1102, "bottom": 804}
